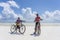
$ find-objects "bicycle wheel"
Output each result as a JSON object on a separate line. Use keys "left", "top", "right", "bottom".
{"left": 10, "top": 24, "right": 16, "bottom": 33}
{"left": 19, "top": 24, "right": 26, "bottom": 34}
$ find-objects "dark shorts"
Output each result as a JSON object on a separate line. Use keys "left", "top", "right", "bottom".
{"left": 17, "top": 25, "right": 20, "bottom": 29}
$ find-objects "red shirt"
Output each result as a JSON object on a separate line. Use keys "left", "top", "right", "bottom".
{"left": 35, "top": 16, "right": 40, "bottom": 22}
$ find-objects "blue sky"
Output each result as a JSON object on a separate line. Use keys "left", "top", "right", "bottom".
{"left": 11, "top": 0, "right": 60, "bottom": 14}
{"left": 15, "top": 0, "right": 60, "bottom": 13}
{"left": 0, "top": 0, "right": 60, "bottom": 23}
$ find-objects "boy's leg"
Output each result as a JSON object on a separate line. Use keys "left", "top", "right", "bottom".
{"left": 34, "top": 22, "right": 38, "bottom": 34}
{"left": 17, "top": 25, "right": 20, "bottom": 32}
{"left": 18, "top": 26, "right": 20, "bottom": 32}
{"left": 19, "top": 27, "right": 20, "bottom": 32}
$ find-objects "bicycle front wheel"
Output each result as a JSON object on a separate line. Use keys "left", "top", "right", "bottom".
{"left": 10, "top": 24, "right": 16, "bottom": 33}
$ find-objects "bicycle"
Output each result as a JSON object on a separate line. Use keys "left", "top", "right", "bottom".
{"left": 10, "top": 23, "right": 26, "bottom": 34}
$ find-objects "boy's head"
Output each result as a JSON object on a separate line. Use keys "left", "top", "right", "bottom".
{"left": 36, "top": 14, "right": 39, "bottom": 17}
{"left": 18, "top": 17, "right": 20, "bottom": 20}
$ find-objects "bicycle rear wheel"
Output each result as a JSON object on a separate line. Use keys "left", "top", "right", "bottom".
{"left": 19, "top": 24, "right": 26, "bottom": 34}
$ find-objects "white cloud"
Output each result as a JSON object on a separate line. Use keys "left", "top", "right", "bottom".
{"left": 7, "top": 1, "right": 19, "bottom": 8}
{"left": 0, "top": 1, "right": 22, "bottom": 19}
{"left": 42, "top": 10, "right": 60, "bottom": 23}
{"left": 0, "top": 1, "right": 37, "bottom": 22}
{"left": 0, "top": 1, "right": 23, "bottom": 21}
{"left": 0, "top": 1, "right": 60, "bottom": 23}
{"left": 21, "top": 8, "right": 26, "bottom": 14}
{"left": 22, "top": 7, "right": 37, "bottom": 22}
{"left": 0, "top": 14, "right": 2, "bottom": 19}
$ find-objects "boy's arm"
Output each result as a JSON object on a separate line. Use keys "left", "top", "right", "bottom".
{"left": 40, "top": 17, "right": 43, "bottom": 21}
{"left": 40, "top": 17, "right": 43, "bottom": 20}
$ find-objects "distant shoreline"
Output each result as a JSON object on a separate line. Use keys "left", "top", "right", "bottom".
{"left": 0, "top": 23, "right": 60, "bottom": 26}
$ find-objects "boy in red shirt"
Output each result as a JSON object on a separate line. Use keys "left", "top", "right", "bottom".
{"left": 34, "top": 14, "right": 42, "bottom": 35}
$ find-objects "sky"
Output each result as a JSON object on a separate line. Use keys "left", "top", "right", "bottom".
{"left": 0, "top": 0, "right": 60, "bottom": 23}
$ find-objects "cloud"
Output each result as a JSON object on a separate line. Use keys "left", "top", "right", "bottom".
{"left": 22, "top": 7, "right": 60, "bottom": 23}
{"left": 0, "top": 0, "right": 24, "bottom": 22}
{"left": 22, "top": 7, "right": 37, "bottom": 22}
{"left": 42, "top": 10, "right": 60, "bottom": 23}
{"left": 7, "top": 1, "right": 19, "bottom": 8}
{"left": 0, "top": 1, "right": 37, "bottom": 22}
{"left": 0, "top": 1, "right": 60, "bottom": 23}
{"left": 0, "top": 1, "right": 22, "bottom": 19}
{"left": 0, "top": 14, "right": 2, "bottom": 19}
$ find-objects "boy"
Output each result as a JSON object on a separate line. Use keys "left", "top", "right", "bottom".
{"left": 34, "top": 14, "right": 42, "bottom": 35}
{"left": 16, "top": 17, "right": 22, "bottom": 32}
